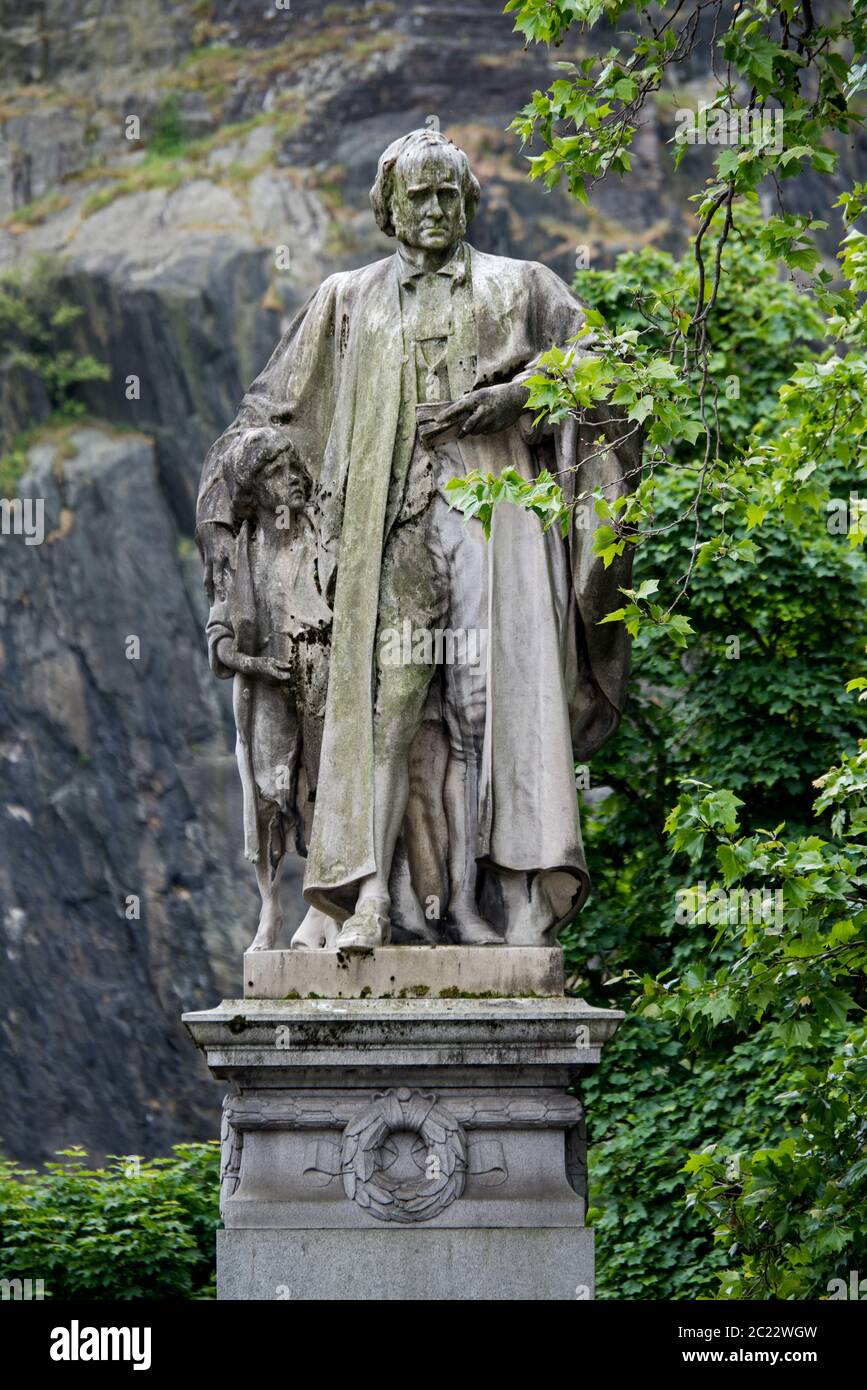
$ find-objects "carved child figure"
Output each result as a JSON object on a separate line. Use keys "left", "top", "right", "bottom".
{"left": 205, "top": 446, "right": 335, "bottom": 952}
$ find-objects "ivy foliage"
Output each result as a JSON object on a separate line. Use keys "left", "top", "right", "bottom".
{"left": 582, "top": 1017, "right": 818, "bottom": 1299}
{"left": 629, "top": 741, "right": 867, "bottom": 1299}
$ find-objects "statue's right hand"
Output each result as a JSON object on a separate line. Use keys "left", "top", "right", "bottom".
{"left": 258, "top": 656, "right": 294, "bottom": 683}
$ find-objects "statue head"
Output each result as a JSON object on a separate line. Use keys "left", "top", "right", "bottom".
{"left": 227, "top": 442, "right": 309, "bottom": 521}
{"left": 370, "top": 129, "right": 481, "bottom": 252}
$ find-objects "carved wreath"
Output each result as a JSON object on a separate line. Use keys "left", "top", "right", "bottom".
{"left": 340, "top": 1087, "right": 467, "bottom": 1223}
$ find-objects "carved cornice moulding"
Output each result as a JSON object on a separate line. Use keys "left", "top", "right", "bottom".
{"left": 223, "top": 1090, "right": 584, "bottom": 1131}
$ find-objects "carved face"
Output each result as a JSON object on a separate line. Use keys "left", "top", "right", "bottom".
{"left": 253, "top": 458, "right": 308, "bottom": 514}
{"left": 390, "top": 146, "right": 466, "bottom": 252}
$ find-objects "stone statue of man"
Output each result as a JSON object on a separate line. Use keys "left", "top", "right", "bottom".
{"left": 197, "top": 129, "right": 639, "bottom": 954}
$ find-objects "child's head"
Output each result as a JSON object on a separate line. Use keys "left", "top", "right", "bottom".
{"left": 229, "top": 441, "right": 310, "bottom": 520}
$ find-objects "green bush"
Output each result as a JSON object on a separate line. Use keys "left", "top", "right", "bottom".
{"left": 0, "top": 1143, "right": 220, "bottom": 1300}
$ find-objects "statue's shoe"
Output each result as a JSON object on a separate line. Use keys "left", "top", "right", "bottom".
{"left": 290, "top": 907, "right": 340, "bottom": 951}
{"left": 451, "top": 913, "right": 503, "bottom": 946}
{"left": 335, "top": 901, "right": 392, "bottom": 951}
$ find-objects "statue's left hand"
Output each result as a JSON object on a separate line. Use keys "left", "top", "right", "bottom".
{"left": 424, "top": 382, "right": 529, "bottom": 440}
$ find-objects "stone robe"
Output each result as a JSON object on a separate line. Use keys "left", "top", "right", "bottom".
{"left": 197, "top": 243, "right": 639, "bottom": 935}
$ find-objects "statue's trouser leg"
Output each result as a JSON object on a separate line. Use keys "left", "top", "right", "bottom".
{"left": 433, "top": 495, "right": 491, "bottom": 928}
{"left": 357, "top": 659, "right": 435, "bottom": 911}
{"left": 356, "top": 517, "right": 448, "bottom": 911}
{"left": 398, "top": 719, "right": 450, "bottom": 934}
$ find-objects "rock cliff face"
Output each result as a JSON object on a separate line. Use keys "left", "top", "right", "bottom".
{"left": 1, "top": 426, "right": 250, "bottom": 1160}
{"left": 0, "top": 0, "right": 855, "bottom": 1161}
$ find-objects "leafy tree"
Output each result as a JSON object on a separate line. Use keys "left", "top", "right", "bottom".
{"left": 562, "top": 232, "right": 865, "bottom": 1298}
{"left": 479, "top": 0, "right": 867, "bottom": 1298}
{"left": 448, "top": 1, "right": 867, "bottom": 643}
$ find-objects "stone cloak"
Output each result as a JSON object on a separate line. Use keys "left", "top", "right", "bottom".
{"left": 196, "top": 244, "right": 638, "bottom": 929}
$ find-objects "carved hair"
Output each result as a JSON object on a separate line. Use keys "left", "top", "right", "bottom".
{"left": 369, "top": 129, "right": 481, "bottom": 237}
{"left": 227, "top": 439, "right": 307, "bottom": 519}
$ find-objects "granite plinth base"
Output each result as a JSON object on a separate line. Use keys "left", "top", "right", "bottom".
{"left": 216, "top": 1226, "right": 595, "bottom": 1301}
{"left": 183, "top": 992, "right": 621, "bottom": 1302}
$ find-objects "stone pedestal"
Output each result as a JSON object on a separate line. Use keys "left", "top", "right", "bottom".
{"left": 242, "top": 943, "right": 565, "bottom": 999}
{"left": 183, "top": 949, "right": 621, "bottom": 1301}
